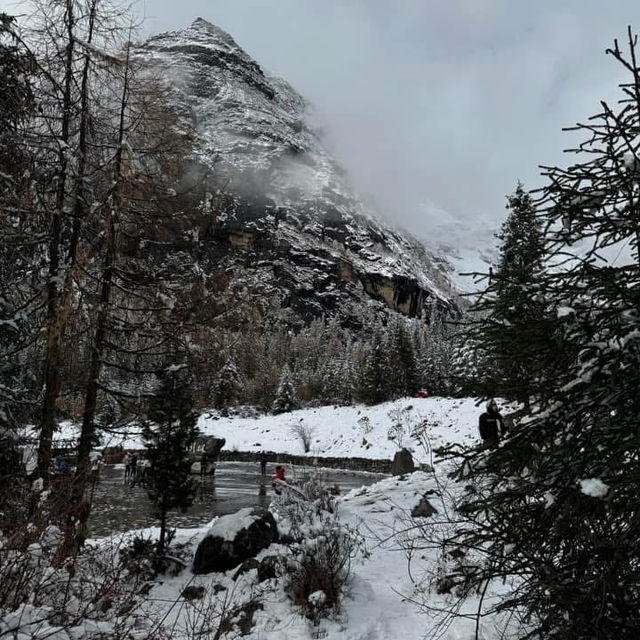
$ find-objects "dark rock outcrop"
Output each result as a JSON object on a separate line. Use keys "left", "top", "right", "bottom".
{"left": 193, "top": 508, "right": 279, "bottom": 574}
{"left": 391, "top": 448, "right": 415, "bottom": 476}
{"left": 181, "top": 585, "right": 205, "bottom": 601}
{"left": 191, "top": 436, "right": 226, "bottom": 459}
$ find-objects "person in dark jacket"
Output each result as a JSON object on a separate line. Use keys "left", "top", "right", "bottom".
{"left": 200, "top": 453, "right": 209, "bottom": 477}
{"left": 128, "top": 453, "right": 138, "bottom": 487}
{"left": 259, "top": 451, "right": 268, "bottom": 476}
{"left": 479, "top": 399, "right": 505, "bottom": 448}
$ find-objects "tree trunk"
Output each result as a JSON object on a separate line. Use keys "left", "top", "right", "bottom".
{"left": 158, "top": 505, "right": 167, "bottom": 554}
{"left": 37, "top": 0, "right": 76, "bottom": 484}
{"left": 73, "top": 40, "right": 131, "bottom": 522}
{"left": 74, "top": 214, "right": 116, "bottom": 497}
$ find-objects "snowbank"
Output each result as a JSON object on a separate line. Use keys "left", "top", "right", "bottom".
{"left": 74, "top": 468, "right": 511, "bottom": 639}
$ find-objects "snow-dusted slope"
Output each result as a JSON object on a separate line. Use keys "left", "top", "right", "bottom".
{"left": 197, "top": 397, "right": 479, "bottom": 462}
{"left": 134, "top": 19, "right": 458, "bottom": 323}
{"left": 53, "top": 397, "right": 481, "bottom": 461}
{"left": 95, "top": 470, "right": 511, "bottom": 640}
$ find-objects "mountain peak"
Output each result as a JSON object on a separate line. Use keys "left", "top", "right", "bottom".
{"left": 135, "top": 22, "right": 457, "bottom": 322}
{"left": 145, "top": 17, "right": 249, "bottom": 62}
{"left": 190, "top": 17, "right": 239, "bottom": 49}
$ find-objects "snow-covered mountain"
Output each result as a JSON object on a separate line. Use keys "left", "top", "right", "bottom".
{"left": 135, "top": 18, "right": 458, "bottom": 325}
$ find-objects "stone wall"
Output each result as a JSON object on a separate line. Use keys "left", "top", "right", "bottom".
{"left": 218, "top": 450, "right": 393, "bottom": 473}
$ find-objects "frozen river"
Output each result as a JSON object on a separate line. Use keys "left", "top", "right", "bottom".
{"left": 90, "top": 461, "right": 385, "bottom": 537}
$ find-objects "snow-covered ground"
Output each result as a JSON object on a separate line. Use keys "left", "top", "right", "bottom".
{"left": 11, "top": 398, "right": 514, "bottom": 640}
{"left": 52, "top": 396, "right": 483, "bottom": 463}
{"left": 197, "top": 397, "right": 481, "bottom": 462}
{"left": 68, "top": 472, "right": 510, "bottom": 640}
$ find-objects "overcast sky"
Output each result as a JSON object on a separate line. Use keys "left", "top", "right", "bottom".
{"left": 4, "top": 0, "right": 640, "bottom": 247}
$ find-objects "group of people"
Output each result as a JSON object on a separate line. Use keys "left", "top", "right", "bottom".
{"left": 102, "top": 402, "right": 504, "bottom": 498}
{"left": 117, "top": 401, "right": 501, "bottom": 497}
{"left": 258, "top": 452, "right": 286, "bottom": 494}
{"left": 55, "top": 455, "right": 101, "bottom": 482}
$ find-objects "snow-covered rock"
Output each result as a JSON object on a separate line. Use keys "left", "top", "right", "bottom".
{"left": 207, "top": 507, "right": 261, "bottom": 542}
{"left": 193, "top": 507, "right": 279, "bottom": 574}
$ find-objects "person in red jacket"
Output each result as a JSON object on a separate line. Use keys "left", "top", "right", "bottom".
{"left": 271, "top": 465, "right": 285, "bottom": 495}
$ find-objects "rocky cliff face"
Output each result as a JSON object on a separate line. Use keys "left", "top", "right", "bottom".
{"left": 135, "top": 18, "right": 457, "bottom": 326}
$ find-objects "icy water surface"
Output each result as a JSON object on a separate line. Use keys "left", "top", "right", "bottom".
{"left": 90, "top": 461, "right": 385, "bottom": 537}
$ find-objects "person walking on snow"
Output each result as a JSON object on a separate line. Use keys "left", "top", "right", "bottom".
{"left": 200, "top": 452, "right": 209, "bottom": 477}
{"left": 128, "top": 453, "right": 138, "bottom": 487}
{"left": 123, "top": 452, "right": 131, "bottom": 484}
{"left": 479, "top": 399, "right": 505, "bottom": 448}
{"left": 259, "top": 451, "right": 268, "bottom": 476}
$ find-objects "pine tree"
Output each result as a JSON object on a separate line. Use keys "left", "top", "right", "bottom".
{"left": 272, "top": 365, "right": 298, "bottom": 414}
{"left": 386, "top": 319, "right": 419, "bottom": 397}
{"left": 443, "top": 29, "right": 640, "bottom": 639}
{"left": 213, "top": 357, "right": 243, "bottom": 411}
{"left": 359, "top": 332, "right": 387, "bottom": 405}
{"left": 142, "top": 367, "right": 199, "bottom": 553}
{"left": 491, "top": 183, "right": 548, "bottom": 404}
{"left": 450, "top": 336, "right": 486, "bottom": 396}
{"left": 458, "top": 182, "right": 558, "bottom": 405}
{"left": 337, "top": 343, "right": 356, "bottom": 404}
{"left": 33, "top": 0, "right": 84, "bottom": 483}
{"left": 415, "top": 321, "right": 455, "bottom": 395}
{"left": 0, "top": 14, "right": 38, "bottom": 438}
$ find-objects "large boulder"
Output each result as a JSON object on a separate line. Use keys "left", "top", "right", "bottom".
{"left": 193, "top": 508, "right": 278, "bottom": 574}
{"left": 391, "top": 448, "right": 415, "bottom": 476}
{"left": 203, "top": 437, "right": 226, "bottom": 457}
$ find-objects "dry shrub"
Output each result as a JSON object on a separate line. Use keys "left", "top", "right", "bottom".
{"left": 290, "top": 423, "right": 316, "bottom": 453}
{"left": 273, "top": 475, "right": 363, "bottom": 619}
{"left": 0, "top": 531, "right": 145, "bottom": 638}
{"left": 287, "top": 520, "right": 358, "bottom": 618}
{"left": 182, "top": 578, "right": 269, "bottom": 640}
